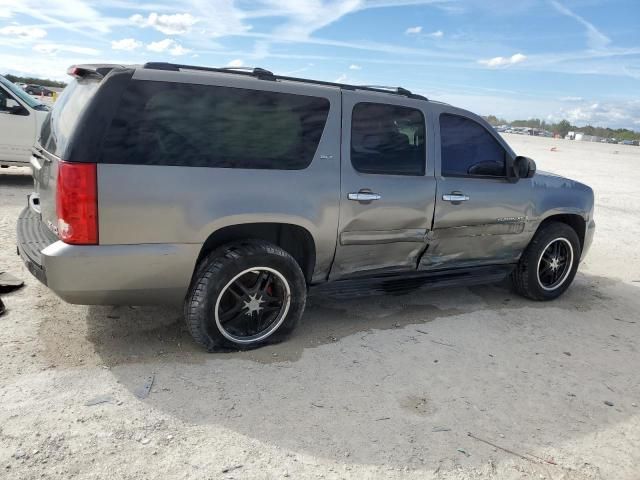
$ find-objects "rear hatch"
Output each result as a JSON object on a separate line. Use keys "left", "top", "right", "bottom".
{"left": 30, "top": 65, "right": 133, "bottom": 243}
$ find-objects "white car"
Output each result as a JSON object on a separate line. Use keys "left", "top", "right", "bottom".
{"left": 0, "top": 75, "right": 50, "bottom": 168}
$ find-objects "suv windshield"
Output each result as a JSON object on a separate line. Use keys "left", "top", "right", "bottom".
{"left": 0, "top": 75, "right": 49, "bottom": 111}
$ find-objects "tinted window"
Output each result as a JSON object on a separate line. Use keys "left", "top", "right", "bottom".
{"left": 440, "top": 113, "right": 506, "bottom": 177}
{"left": 101, "top": 81, "right": 330, "bottom": 170}
{"left": 0, "top": 75, "right": 45, "bottom": 109}
{"left": 40, "top": 79, "right": 101, "bottom": 157}
{"left": 351, "top": 102, "right": 425, "bottom": 176}
{"left": 0, "top": 88, "right": 21, "bottom": 113}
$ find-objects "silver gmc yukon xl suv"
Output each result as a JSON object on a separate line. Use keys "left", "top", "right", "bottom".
{"left": 17, "top": 62, "right": 595, "bottom": 351}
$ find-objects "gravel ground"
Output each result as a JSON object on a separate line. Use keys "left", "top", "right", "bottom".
{"left": 0, "top": 135, "right": 639, "bottom": 479}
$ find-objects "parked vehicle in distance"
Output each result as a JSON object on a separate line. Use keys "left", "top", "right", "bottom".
{"left": 17, "top": 63, "right": 595, "bottom": 351}
{"left": 0, "top": 75, "right": 50, "bottom": 167}
{"left": 24, "top": 84, "right": 54, "bottom": 96}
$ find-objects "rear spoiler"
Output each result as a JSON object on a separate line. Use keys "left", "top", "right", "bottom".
{"left": 67, "top": 64, "right": 127, "bottom": 79}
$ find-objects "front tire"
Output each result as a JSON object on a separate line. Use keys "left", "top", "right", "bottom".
{"left": 185, "top": 240, "right": 307, "bottom": 351}
{"left": 511, "top": 222, "right": 581, "bottom": 301}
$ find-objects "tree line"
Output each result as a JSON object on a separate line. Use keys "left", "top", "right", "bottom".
{"left": 3, "top": 73, "right": 67, "bottom": 89}
{"left": 484, "top": 115, "right": 640, "bottom": 142}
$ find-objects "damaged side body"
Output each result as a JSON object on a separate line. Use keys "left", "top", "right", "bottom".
{"left": 326, "top": 100, "right": 594, "bottom": 288}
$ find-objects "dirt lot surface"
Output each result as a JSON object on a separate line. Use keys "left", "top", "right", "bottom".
{"left": 1, "top": 135, "right": 639, "bottom": 479}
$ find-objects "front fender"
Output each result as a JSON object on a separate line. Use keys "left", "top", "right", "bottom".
{"left": 528, "top": 172, "right": 594, "bottom": 230}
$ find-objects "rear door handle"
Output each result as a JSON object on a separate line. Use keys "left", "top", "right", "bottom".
{"left": 442, "top": 193, "right": 469, "bottom": 202}
{"left": 348, "top": 192, "right": 382, "bottom": 202}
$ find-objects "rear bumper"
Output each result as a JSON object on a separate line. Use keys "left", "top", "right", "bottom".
{"left": 17, "top": 206, "right": 200, "bottom": 306}
{"left": 16, "top": 206, "right": 56, "bottom": 286}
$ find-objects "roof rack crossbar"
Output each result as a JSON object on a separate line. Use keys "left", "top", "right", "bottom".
{"left": 142, "top": 62, "right": 427, "bottom": 100}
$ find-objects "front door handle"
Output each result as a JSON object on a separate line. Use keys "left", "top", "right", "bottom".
{"left": 348, "top": 192, "right": 382, "bottom": 202}
{"left": 442, "top": 193, "right": 469, "bottom": 202}
{"left": 442, "top": 192, "right": 469, "bottom": 202}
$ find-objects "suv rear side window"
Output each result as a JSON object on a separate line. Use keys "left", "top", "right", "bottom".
{"left": 440, "top": 113, "right": 506, "bottom": 178}
{"left": 40, "top": 79, "right": 100, "bottom": 157}
{"left": 351, "top": 102, "right": 425, "bottom": 176}
{"left": 101, "top": 81, "right": 330, "bottom": 170}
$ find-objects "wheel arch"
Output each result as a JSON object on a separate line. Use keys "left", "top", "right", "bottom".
{"left": 195, "top": 223, "right": 317, "bottom": 283}
{"left": 536, "top": 213, "right": 586, "bottom": 250}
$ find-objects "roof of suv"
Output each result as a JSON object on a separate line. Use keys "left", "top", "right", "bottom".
{"left": 69, "top": 62, "right": 429, "bottom": 102}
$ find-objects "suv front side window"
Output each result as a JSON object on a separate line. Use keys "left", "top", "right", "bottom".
{"left": 0, "top": 88, "right": 22, "bottom": 114}
{"left": 351, "top": 102, "right": 425, "bottom": 176}
{"left": 440, "top": 113, "right": 507, "bottom": 178}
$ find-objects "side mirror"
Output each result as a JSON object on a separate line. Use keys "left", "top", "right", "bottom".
{"left": 9, "top": 104, "right": 28, "bottom": 116}
{"left": 511, "top": 156, "right": 536, "bottom": 181}
{"left": 467, "top": 160, "right": 506, "bottom": 177}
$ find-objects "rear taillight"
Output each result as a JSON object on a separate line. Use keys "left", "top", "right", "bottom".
{"left": 56, "top": 161, "right": 98, "bottom": 245}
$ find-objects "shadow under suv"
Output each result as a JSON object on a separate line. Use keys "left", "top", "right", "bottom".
{"left": 18, "top": 62, "right": 595, "bottom": 351}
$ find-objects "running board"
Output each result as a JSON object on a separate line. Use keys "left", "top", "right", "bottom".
{"left": 310, "top": 265, "right": 514, "bottom": 298}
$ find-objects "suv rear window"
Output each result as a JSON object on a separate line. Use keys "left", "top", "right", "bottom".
{"left": 100, "top": 81, "right": 331, "bottom": 170}
{"left": 40, "top": 79, "right": 100, "bottom": 157}
{"left": 351, "top": 102, "right": 425, "bottom": 176}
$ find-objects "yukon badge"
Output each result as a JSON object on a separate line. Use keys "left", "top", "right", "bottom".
{"left": 496, "top": 216, "right": 526, "bottom": 223}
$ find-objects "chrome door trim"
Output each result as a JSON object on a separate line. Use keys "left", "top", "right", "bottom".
{"left": 340, "top": 228, "right": 427, "bottom": 245}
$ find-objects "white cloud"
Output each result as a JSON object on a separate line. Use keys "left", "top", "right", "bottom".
{"left": 3, "top": 0, "right": 101, "bottom": 21}
{"left": 0, "top": 52, "right": 76, "bottom": 80}
{"left": 552, "top": 100, "right": 640, "bottom": 128}
{"left": 335, "top": 73, "right": 348, "bottom": 83}
{"left": 146, "top": 38, "right": 190, "bottom": 56}
{"left": 479, "top": 53, "right": 527, "bottom": 68}
{"left": 0, "top": 25, "right": 47, "bottom": 41}
{"left": 227, "top": 59, "right": 244, "bottom": 67}
{"left": 186, "top": 0, "right": 252, "bottom": 38}
{"left": 549, "top": 0, "right": 610, "bottom": 49}
{"left": 244, "top": 1, "right": 452, "bottom": 41}
{"left": 260, "top": 0, "right": 361, "bottom": 40}
{"left": 560, "top": 96, "right": 584, "bottom": 102}
{"left": 131, "top": 12, "right": 197, "bottom": 35}
{"left": 111, "top": 38, "right": 142, "bottom": 51}
{"left": 404, "top": 26, "right": 443, "bottom": 39}
{"left": 33, "top": 43, "right": 100, "bottom": 55}
{"left": 430, "top": 88, "right": 640, "bottom": 130}
{"left": 349, "top": 64, "right": 361, "bottom": 70}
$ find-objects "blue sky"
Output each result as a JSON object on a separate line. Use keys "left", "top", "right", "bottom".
{"left": 1, "top": 0, "right": 638, "bottom": 129}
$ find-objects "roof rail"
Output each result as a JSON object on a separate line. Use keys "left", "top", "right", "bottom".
{"left": 358, "top": 85, "right": 415, "bottom": 97}
{"left": 143, "top": 62, "right": 276, "bottom": 80}
{"left": 142, "top": 62, "right": 427, "bottom": 100}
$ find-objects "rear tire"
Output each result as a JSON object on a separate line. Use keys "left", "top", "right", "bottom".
{"left": 511, "top": 222, "right": 581, "bottom": 301}
{"left": 185, "top": 240, "right": 307, "bottom": 352}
